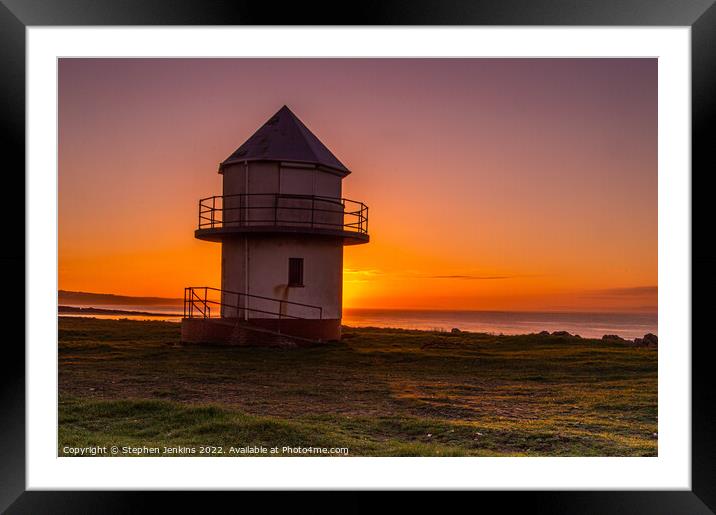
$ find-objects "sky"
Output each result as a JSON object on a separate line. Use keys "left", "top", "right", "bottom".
{"left": 58, "top": 58, "right": 657, "bottom": 312}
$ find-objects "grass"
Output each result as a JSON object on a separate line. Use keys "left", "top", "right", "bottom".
{"left": 58, "top": 317, "right": 658, "bottom": 457}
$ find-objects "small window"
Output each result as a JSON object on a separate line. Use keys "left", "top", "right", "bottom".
{"left": 288, "top": 258, "right": 304, "bottom": 287}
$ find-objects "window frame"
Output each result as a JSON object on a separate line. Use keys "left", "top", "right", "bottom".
{"left": 287, "top": 257, "right": 304, "bottom": 287}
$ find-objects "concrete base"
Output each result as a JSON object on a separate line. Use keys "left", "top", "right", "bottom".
{"left": 181, "top": 317, "right": 341, "bottom": 346}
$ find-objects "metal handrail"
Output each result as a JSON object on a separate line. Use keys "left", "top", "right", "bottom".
{"left": 183, "top": 286, "right": 323, "bottom": 321}
{"left": 196, "top": 193, "right": 368, "bottom": 235}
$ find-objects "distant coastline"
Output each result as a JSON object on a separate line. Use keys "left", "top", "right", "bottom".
{"left": 59, "top": 305, "right": 172, "bottom": 317}
{"left": 59, "top": 290, "right": 183, "bottom": 307}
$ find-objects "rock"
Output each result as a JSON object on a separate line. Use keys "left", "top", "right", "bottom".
{"left": 631, "top": 334, "right": 657, "bottom": 348}
{"left": 602, "top": 334, "right": 625, "bottom": 342}
{"left": 643, "top": 333, "right": 658, "bottom": 348}
{"left": 551, "top": 331, "right": 572, "bottom": 337}
{"left": 538, "top": 330, "right": 550, "bottom": 336}
{"left": 450, "top": 327, "right": 461, "bottom": 334}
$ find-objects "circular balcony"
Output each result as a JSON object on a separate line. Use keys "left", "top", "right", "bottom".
{"left": 194, "top": 193, "right": 369, "bottom": 245}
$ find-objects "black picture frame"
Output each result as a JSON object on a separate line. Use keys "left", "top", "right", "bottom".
{"left": 1, "top": 1, "right": 713, "bottom": 512}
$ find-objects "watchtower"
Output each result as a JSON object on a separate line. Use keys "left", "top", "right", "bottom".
{"left": 182, "top": 106, "right": 369, "bottom": 344}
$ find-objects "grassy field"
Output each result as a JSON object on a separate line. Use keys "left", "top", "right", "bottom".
{"left": 58, "top": 317, "right": 657, "bottom": 457}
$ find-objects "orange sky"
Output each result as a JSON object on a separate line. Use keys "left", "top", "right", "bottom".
{"left": 58, "top": 58, "right": 657, "bottom": 312}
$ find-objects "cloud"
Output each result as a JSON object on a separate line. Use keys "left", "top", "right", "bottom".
{"left": 343, "top": 268, "right": 385, "bottom": 282}
{"left": 424, "top": 274, "right": 517, "bottom": 280}
{"left": 344, "top": 268, "right": 383, "bottom": 275}
{"left": 344, "top": 268, "right": 529, "bottom": 281}
{"left": 581, "top": 286, "right": 657, "bottom": 299}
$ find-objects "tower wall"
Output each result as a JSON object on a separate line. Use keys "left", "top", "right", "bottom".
{"left": 222, "top": 162, "right": 342, "bottom": 197}
{"left": 221, "top": 234, "right": 343, "bottom": 320}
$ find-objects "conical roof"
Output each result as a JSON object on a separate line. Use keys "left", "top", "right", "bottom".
{"left": 220, "top": 105, "right": 350, "bottom": 174}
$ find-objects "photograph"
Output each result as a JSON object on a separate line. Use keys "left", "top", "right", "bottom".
{"left": 57, "top": 57, "right": 658, "bottom": 458}
{"left": 1, "top": 0, "right": 710, "bottom": 508}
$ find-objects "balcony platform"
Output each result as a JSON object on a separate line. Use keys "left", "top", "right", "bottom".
{"left": 194, "top": 193, "right": 369, "bottom": 245}
{"left": 195, "top": 225, "right": 369, "bottom": 244}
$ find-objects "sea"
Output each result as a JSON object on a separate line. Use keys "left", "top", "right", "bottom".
{"left": 59, "top": 303, "right": 657, "bottom": 340}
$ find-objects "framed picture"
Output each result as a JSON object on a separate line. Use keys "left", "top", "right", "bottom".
{"left": 2, "top": 0, "right": 713, "bottom": 512}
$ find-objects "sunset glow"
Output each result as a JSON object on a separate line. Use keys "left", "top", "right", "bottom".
{"left": 59, "top": 58, "right": 657, "bottom": 312}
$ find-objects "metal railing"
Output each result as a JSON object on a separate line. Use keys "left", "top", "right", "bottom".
{"left": 197, "top": 193, "right": 368, "bottom": 236}
{"left": 183, "top": 286, "right": 323, "bottom": 322}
